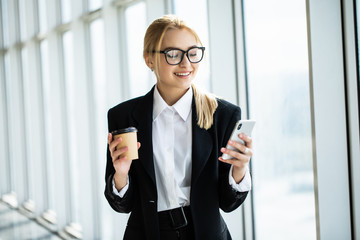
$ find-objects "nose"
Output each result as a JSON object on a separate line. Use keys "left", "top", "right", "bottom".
{"left": 179, "top": 53, "right": 191, "bottom": 67}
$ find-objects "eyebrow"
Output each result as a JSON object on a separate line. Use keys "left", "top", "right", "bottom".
{"left": 163, "top": 45, "right": 200, "bottom": 51}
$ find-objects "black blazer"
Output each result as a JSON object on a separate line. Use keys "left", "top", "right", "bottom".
{"left": 104, "top": 87, "right": 248, "bottom": 240}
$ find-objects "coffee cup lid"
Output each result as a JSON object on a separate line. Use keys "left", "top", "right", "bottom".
{"left": 111, "top": 127, "right": 138, "bottom": 135}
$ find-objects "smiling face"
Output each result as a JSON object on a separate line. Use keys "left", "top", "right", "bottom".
{"left": 148, "top": 28, "right": 201, "bottom": 103}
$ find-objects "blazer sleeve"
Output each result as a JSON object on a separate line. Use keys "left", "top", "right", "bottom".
{"left": 104, "top": 107, "right": 135, "bottom": 213}
{"left": 217, "top": 104, "right": 249, "bottom": 213}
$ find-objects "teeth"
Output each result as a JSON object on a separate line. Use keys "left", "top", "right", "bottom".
{"left": 175, "top": 72, "right": 190, "bottom": 76}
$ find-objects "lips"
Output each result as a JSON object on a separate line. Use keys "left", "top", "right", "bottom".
{"left": 175, "top": 72, "right": 191, "bottom": 76}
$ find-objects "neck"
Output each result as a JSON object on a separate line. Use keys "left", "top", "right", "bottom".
{"left": 156, "top": 85, "right": 190, "bottom": 106}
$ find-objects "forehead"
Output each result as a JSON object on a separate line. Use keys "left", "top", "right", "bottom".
{"left": 161, "top": 28, "right": 198, "bottom": 50}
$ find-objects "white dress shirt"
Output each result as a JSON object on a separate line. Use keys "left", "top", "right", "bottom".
{"left": 113, "top": 86, "right": 251, "bottom": 211}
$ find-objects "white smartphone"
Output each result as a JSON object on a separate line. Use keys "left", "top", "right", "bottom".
{"left": 221, "top": 120, "right": 256, "bottom": 160}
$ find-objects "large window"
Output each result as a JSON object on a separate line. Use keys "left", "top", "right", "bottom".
{"left": 173, "top": 0, "right": 210, "bottom": 91}
{"left": 125, "top": 2, "right": 150, "bottom": 98}
{"left": 1, "top": 0, "right": 358, "bottom": 239}
{"left": 89, "top": 0, "right": 103, "bottom": 11}
{"left": 61, "top": 0, "right": 72, "bottom": 23}
{"left": 39, "top": 40, "right": 51, "bottom": 212}
{"left": 0, "top": 53, "right": 10, "bottom": 196}
{"left": 38, "top": 0, "right": 47, "bottom": 34}
{"left": 244, "top": 0, "right": 316, "bottom": 239}
{"left": 90, "top": 18, "right": 107, "bottom": 164}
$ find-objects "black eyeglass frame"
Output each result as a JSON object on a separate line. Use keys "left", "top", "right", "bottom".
{"left": 152, "top": 46, "right": 205, "bottom": 65}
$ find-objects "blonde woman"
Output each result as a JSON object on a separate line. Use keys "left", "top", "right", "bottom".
{"left": 105, "top": 15, "right": 253, "bottom": 240}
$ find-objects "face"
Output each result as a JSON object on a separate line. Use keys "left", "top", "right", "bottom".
{"left": 149, "top": 28, "right": 201, "bottom": 96}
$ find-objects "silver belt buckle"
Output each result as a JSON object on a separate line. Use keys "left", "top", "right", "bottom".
{"left": 169, "top": 207, "right": 188, "bottom": 229}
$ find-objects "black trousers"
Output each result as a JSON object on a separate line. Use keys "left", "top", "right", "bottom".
{"left": 158, "top": 206, "right": 195, "bottom": 240}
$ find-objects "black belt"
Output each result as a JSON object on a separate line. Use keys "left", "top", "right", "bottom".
{"left": 158, "top": 206, "right": 191, "bottom": 230}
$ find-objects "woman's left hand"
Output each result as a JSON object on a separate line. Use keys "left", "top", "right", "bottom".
{"left": 218, "top": 133, "right": 253, "bottom": 183}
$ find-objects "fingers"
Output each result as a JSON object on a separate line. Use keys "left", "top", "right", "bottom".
{"left": 107, "top": 133, "right": 112, "bottom": 145}
{"left": 240, "top": 133, "right": 253, "bottom": 149}
{"left": 218, "top": 147, "right": 251, "bottom": 168}
{"left": 108, "top": 135, "right": 121, "bottom": 154}
{"left": 218, "top": 133, "right": 253, "bottom": 167}
{"left": 225, "top": 134, "right": 253, "bottom": 157}
{"left": 108, "top": 134, "right": 127, "bottom": 161}
{"left": 220, "top": 146, "right": 252, "bottom": 161}
{"left": 219, "top": 156, "right": 248, "bottom": 169}
{"left": 108, "top": 133, "right": 142, "bottom": 162}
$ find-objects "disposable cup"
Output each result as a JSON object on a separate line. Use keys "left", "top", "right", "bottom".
{"left": 111, "top": 127, "right": 138, "bottom": 160}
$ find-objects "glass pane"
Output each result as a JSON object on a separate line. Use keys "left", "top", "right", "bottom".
{"left": 90, "top": 18, "right": 107, "bottom": 151}
{"left": 173, "top": 0, "right": 210, "bottom": 90}
{"left": 1, "top": 0, "right": 9, "bottom": 47}
{"left": 89, "top": 0, "right": 102, "bottom": 11}
{"left": 243, "top": 0, "right": 316, "bottom": 239}
{"left": 62, "top": 31, "right": 77, "bottom": 222}
{"left": 41, "top": 38, "right": 71, "bottom": 227}
{"left": 0, "top": 53, "right": 10, "bottom": 193}
{"left": 89, "top": 18, "right": 107, "bottom": 237}
{"left": 20, "top": 47, "right": 32, "bottom": 199}
{"left": 125, "top": 2, "right": 150, "bottom": 98}
{"left": 5, "top": 49, "right": 27, "bottom": 203}
{"left": 18, "top": 0, "right": 27, "bottom": 41}
{"left": 61, "top": 0, "right": 72, "bottom": 23}
{"left": 21, "top": 45, "right": 48, "bottom": 215}
{"left": 40, "top": 39, "right": 53, "bottom": 210}
{"left": 38, "top": 0, "right": 47, "bottom": 33}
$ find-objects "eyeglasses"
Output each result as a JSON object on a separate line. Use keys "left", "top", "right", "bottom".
{"left": 153, "top": 46, "right": 205, "bottom": 65}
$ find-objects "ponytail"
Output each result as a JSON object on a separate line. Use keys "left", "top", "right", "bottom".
{"left": 192, "top": 83, "right": 218, "bottom": 130}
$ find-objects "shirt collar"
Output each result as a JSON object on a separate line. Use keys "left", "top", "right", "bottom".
{"left": 153, "top": 85, "right": 193, "bottom": 122}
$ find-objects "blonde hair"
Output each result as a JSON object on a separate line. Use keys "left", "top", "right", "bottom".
{"left": 143, "top": 15, "right": 218, "bottom": 130}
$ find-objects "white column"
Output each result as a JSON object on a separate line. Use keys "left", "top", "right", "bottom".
{"left": 306, "top": 0, "right": 352, "bottom": 238}
{"left": 207, "top": 0, "right": 238, "bottom": 104}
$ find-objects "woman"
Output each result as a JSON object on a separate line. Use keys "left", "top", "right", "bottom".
{"left": 105, "top": 15, "right": 253, "bottom": 240}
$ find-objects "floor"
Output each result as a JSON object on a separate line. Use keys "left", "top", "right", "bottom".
{"left": 0, "top": 201, "right": 63, "bottom": 240}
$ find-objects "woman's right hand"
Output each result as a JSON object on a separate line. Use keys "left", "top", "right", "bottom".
{"left": 108, "top": 133, "right": 140, "bottom": 191}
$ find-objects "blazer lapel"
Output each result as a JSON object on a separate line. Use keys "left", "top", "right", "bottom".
{"left": 191, "top": 99, "right": 213, "bottom": 186}
{"left": 131, "top": 89, "right": 213, "bottom": 188}
{"left": 132, "top": 87, "right": 156, "bottom": 185}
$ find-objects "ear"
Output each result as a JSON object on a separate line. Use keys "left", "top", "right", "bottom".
{"left": 145, "top": 55, "right": 154, "bottom": 69}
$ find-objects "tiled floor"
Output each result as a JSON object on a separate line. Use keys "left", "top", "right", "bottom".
{"left": 0, "top": 201, "right": 62, "bottom": 240}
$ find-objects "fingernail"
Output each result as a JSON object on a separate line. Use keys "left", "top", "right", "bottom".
{"left": 228, "top": 140, "right": 233, "bottom": 144}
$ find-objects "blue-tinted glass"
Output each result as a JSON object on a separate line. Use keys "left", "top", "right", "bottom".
{"left": 125, "top": 2, "right": 149, "bottom": 98}
{"left": 89, "top": 0, "right": 102, "bottom": 11}
{"left": 1, "top": 0, "right": 9, "bottom": 46}
{"left": 244, "top": 0, "right": 316, "bottom": 239}
{"left": 38, "top": 0, "right": 48, "bottom": 33}
{"left": 61, "top": 0, "right": 72, "bottom": 23}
